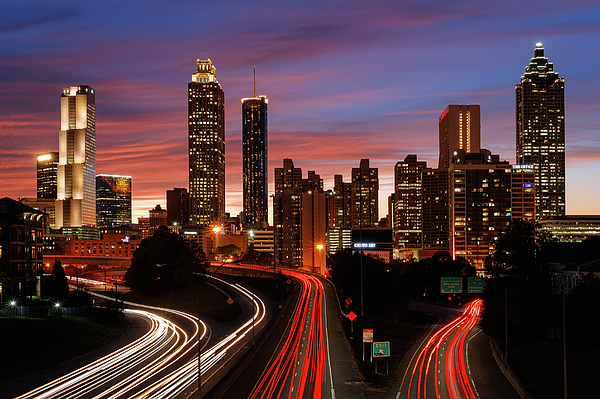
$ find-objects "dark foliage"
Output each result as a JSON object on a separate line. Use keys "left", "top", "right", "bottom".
{"left": 47, "top": 260, "right": 69, "bottom": 300}
{"left": 566, "top": 273, "right": 600, "bottom": 345}
{"left": 240, "top": 249, "right": 274, "bottom": 266}
{"left": 485, "top": 219, "right": 553, "bottom": 278}
{"left": 328, "top": 250, "right": 410, "bottom": 321}
{"left": 125, "top": 226, "right": 206, "bottom": 297}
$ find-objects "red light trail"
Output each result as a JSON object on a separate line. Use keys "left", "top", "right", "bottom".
{"left": 402, "top": 299, "right": 483, "bottom": 399}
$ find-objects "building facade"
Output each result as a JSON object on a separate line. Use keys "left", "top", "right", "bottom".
{"left": 242, "top": 95, "right": 268, "bottom": 228}
{"left": 394, "top": 155, "right": 427, "bottom": 249}
{"left": 0, "top": 197, "right": 45, "bottom": 297}
{"left": 422, "top": 168, "right": 449, "bottom": 251}
{"left": 351, "top": 159, "right": 379, "bottom": 228}
{"left": 273, "top": 159, "right": 326, "bottom": 273}
{"left": 166, "top": 187, "right": 189, "bottom": 226}
{"left": 516, "top": 43, "right": 565, "bottom": 218}
{"left": 37, "top": 152, "right": 59, "bottom": 200}
{"left": 96, "top": 175, "right": 132, "bottom": 227}
{"left": 56, "top": 85, "right": 96, "bottom": 228}
{"left": 188, "top": 59, "right": 225, "bottom": 227}
{"left": 439, "top": 105, "right": 481, "bottom": 169}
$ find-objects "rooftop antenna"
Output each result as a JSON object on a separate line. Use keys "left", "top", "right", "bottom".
{"left": 253, "top": 66, "right": 256, "bottom": 97}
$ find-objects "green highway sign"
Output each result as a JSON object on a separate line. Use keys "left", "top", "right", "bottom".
{"left": 468, "top": 277, "right": 487, "bottom": 293}
{"left": 373, "top": 341, "right": 390, "bottom": 357}
{"left": 440, "top": 277, "right": 463, "bottom": 293}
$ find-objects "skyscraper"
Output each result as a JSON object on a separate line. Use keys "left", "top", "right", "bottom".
{"left": 96, "top": 174, "right": 132, "bottom": 227}
{"left": 166, "top": 187, "right": 189, "bottom": 226}
{"left": 242, "top": 95, "right": 268, "bottom": 227}
{"left": 351, "top": 159, "right": 379, "bottom": 228}
{"left": 56, "top": 85, "right": 96, "bottom": 228}
{"left": 439, "top": 105, "right": 481, "bottom": 169}
{"left": 394, "top": 155, "right": 427, "bottom": 249}
{"left": 188, "top": 59, "right": 225, "bottom": 227}
{"left": 37, "top": 152, "right": 59, "bottom": 199}
{"left": 516, "top": 43, "right": 565, "bottom": 218}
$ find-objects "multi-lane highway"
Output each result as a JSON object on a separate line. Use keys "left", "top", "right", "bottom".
{"left": 394, "top": 299, "right": 483, "bottom": 399}
{"left": 248, "top": 269, "right": 333, "bottom": 399}
{"left": 13, "top": 274, "right": 269, "bottom": 399}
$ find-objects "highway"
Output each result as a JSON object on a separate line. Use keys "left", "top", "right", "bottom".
{"left": 396, "top": 299, "right": 484, "bottom": 399}
{"left": 13, "top": 274, "right": 269, "bottom": 399}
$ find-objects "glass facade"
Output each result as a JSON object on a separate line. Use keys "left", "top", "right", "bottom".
{"left": 516, "top": 43, "right": 565, "bottom": 218}
{"left": 96, "top": 174, "right": 132, "bottom": 227}
{"left": 188, "top": 59, "right": 225, "bottom": 227}
{"left": 242, "top": 96, "right": 268, "bottom": 227}
{"left": 37, "top": 152, "right": 59, "bottom": 199}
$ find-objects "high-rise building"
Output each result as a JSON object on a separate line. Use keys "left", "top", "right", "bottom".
{"left": 422, "top": 168, "right": 449, "bottom": 251}
{"left": 516, "top": 43, "right": 565, "bottom": 218}
{"left": 166, "top": 187, "right": 189, "bottom": 226}
{"left": 394, "top": 155, "right": 427, "bottom": 249}
{"left": 242, "top": 95, "right": 268, "bottom": 227}
{"left": 274, "top": 158, "right": 302, "bottom": 197}
{"left": 439, "top": 105, "right": 481, "bottom": 169}
{"left": 327, "top": 175, "right": 353, "bottom": 254}
{"left": 273, "top": 159, "right": 326, "bottom": 273}
{"left": 96, "top": 175, "right": 132, "bottom": 227}
{"left": 351, "top": 159, "right": 379, "bottom": 228}
{"left": 188, "top": 59, "right": 225, "bottom": 227}
{"left": 37, "top": 152, "right": 59, "bottom": 199}
{"left": 56, "top": 85, "right": 96, "bottom": 228}
{"left": 148, "top": 204, "right": 167, "bottom": 237}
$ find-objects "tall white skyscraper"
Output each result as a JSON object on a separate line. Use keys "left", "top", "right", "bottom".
{"left": 56, "top": 85, "right": 96, "bottom": 228}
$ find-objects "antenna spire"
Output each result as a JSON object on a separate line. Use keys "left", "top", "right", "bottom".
{"left": 253, "top": 66, "right": 256, "bottom": 97}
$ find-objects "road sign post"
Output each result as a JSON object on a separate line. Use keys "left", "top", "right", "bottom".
{"left": 347, "top": 311, "right": 357, "bottom": 333}
{"left": 373, "top": 341, "right": 390, "bottom": 374}
{"left": 363, "top": 329, "right": 373, "bottom": 362}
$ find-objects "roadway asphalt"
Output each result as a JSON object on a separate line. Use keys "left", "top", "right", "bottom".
{"left": 380, "top": 302, "right": 520, "bottom": 399}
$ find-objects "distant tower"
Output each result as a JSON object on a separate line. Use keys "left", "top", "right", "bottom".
{"left": 439, "top": 105, "right": 481, "bottom": 169}
{"left": 516, "top": 43, "right": 565, "bottom": 218}
{"left": 242, "top": 95, "right": 268, "bottom": 227}
{"left": 37, "top": 151, "right": 59, "bottom": 199}
{"left": 56, "top": 85, "right": 96, "bottom": 228}
{"left": 394, "top": 155, "right": 427, "bottom": 249}
{"left": 351, "top": 159, "right": 379, "bottom": 228}
{"left": 96, "top": 175, "right": 132, "bottom": 227}
{"left": 166, "top": 187, "right": 189, "bottom": 226}
{"left": 188, "top": 59, "right": 225, "bottom": 227}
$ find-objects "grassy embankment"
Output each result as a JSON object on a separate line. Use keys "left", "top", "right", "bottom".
{"left": 341, "top": 307, "right": 435, "bottom": 390}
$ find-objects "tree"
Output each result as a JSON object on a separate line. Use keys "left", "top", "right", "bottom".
{"left": 240, "top": 249, "right": 274, "bottom": 266}
{"left": 218, "top": 244, "right": 241, "bottom": 257}
{"left": 125, "top": 226, "right": 206, "bottom": 297}
{"left": 47, "top": 259, "right": 69, "bottom": 300}
{"left": 486, "top": 219, "right": 553, "bottom": 278}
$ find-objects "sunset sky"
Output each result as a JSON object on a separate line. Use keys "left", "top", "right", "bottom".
{"left": 2, "top": 0, "right": 599, "bottom": 224}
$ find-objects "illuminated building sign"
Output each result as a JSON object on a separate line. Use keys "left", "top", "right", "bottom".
{"left": 523, "top": 184, "right": 534, "bottom": 188}
{"left": 38, "top": 154, "right": 52, "bottom": 162}
{"left": 353, "top": 243, "right": 376, "bottom": 249}
{"left": 512, "top": 164, "right": 534, "bottom": 169}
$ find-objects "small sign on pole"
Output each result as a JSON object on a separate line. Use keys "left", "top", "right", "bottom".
{"left": 362, "top": 329, "right": 373, "bottom": 362}
{"left": 347, "top": 311, "right": 357, "bottom": 333}
{"left": 373, "top": 341, "right": 390, "bottom": 374}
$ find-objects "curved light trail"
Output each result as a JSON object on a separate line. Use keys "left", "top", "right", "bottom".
{"left": 17, "top": 273, "right": 268, "bottom": 399}
{"left": 227, "top": 265, "right": 329, "bottom": 399}
{"left": 403, "top": 299, "right": 483, "bottom": 399}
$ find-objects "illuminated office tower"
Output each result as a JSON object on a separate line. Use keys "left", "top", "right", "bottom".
{"left": 422, "top": 168, "right": 449, "bottom": 251}
{"left": 439, "top": 105, "right": 481, "bottom": 169}
{"left": 394, "top": 155, "right": 427, "bottom": 249}
{"left": 188, "top": 59, "right": 225, "bottom": 227}
{"left": 351, "top": 159, "right": 379, "bottom": 228}
{"left": 273, "top": 159, "right": 326, "bottom": 273}
{"left": 516, "top": 43, "right": 565, "bottom": 218}
{"left": 242, "top": 95, "right": 268, "bottom": 227}
{"left": 37, "top": 152, "right": 59, "bottom": 199}
{"left": 56, "top": 85, "right": 96, "bottom": 228}
{"left": 96, "top": 175, "right": 132, "bottom": 227}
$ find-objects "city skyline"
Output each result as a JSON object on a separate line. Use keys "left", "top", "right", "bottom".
{"left": 2, "top": 1, "right": 600, "bottom": 224}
